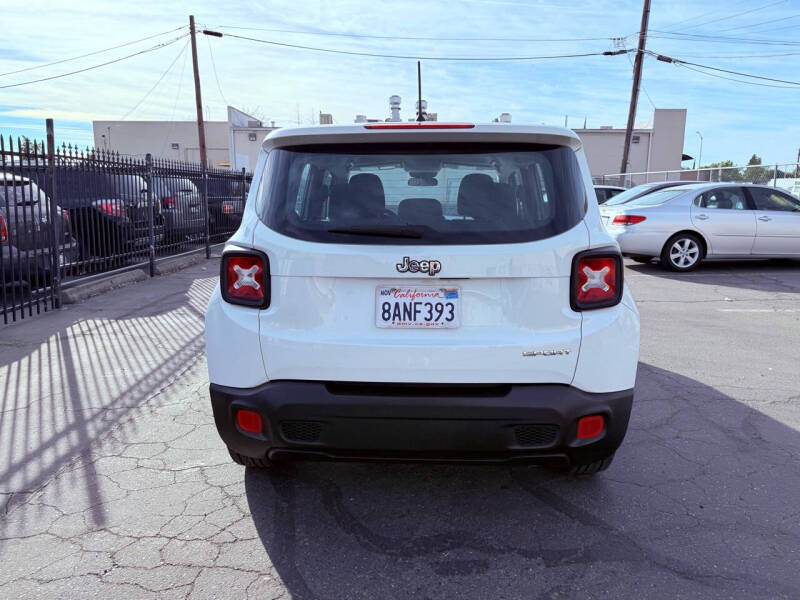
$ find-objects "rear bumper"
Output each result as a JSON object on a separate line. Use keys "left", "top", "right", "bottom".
{"left": 210, "top": 381, "right": 633, "bottom": 466}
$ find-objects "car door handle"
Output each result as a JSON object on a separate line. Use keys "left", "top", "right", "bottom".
{"left": 695, "top": 214, "right": 709, "bottom": 220}
{"left": 758, "top": 216, "right": 772, "bottom": 222}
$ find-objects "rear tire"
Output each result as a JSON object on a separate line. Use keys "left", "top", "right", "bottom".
{"left": 660, "top": 233, "right": 703, "bottom": 272}
{"left": 228, "top": 448, "right": 273, "bottom": 469}
{"left": 570, "top": 453, "right": 615, "bottom": 476}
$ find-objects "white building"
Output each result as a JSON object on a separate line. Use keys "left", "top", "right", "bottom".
{"left": 574, "top": 109, "right": 688, "bottom": 178}
{"left": 92, "top": 107, "right": 277, "bottom": 171}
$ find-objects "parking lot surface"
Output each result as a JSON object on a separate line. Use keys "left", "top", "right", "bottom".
{"left": 1, "top": 258, "right": 799, "bottom": 599}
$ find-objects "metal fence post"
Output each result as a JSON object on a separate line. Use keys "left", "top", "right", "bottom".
{"left": 203, "top": 166, "right": 210, "bottom": 259}
{"left": 241, "top": 167, "right": 247, "bottom": 204}
{"left": 145, "top": 153, "right": 155, "bottom": 277}
{"left": 773, "top": 164, "right": 778, "bottom": 187}
{"left": 45, "top": 119, "right": 61, "bottom": 309}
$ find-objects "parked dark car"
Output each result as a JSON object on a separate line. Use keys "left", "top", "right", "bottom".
{"left": 151, "top": 176, "right": 205, "bottom": 242}
{"left": 37, "top": 168, "right": 164, "bottom": 258}
{"left": 1, "top": 173, "right": 78, "bottom": 288}
{"left": 193, "top": 177, "right": 246, "bottom": 237}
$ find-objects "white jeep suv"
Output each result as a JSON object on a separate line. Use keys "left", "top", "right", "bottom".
{"left": 205, "top": 123, "right": 640, "bottom": 474}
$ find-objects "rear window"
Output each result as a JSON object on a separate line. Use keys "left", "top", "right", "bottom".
{"left": 625, "top": 189, "right": 686, "bottom": 207}
{"left": 256, "top": 143, "right": 586, "bottom": 245}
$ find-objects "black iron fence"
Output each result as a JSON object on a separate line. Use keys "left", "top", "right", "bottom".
{"left": 1, "top": 127, "right": 251, "bottom": 325}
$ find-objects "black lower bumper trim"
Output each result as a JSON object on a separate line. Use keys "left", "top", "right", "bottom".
{"left": 210, "top": 381, "right": 633, "bottom": 467}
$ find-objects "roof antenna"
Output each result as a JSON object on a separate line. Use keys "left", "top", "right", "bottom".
{"left": 416, "top": 61, "right": 425, "bottom": 122}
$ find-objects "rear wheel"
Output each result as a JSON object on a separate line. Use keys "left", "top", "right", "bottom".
{"left": 661, "top": 233, "right": 702, "bottom": 272}
{"left": 228, "top": 448, "right": 273, "bottom": 469}
{"left": 570, "top": 453, "right": 615, "bottom": 476}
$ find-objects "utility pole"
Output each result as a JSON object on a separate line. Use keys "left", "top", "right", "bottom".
{"left": 619, "top": 0, "right": 651, "bottom": 176}
{"left": 189, "top": 15, "right": 210, "bottom": 257}
{"left": 189, "top": 15, "right": 207, "bottom": 169}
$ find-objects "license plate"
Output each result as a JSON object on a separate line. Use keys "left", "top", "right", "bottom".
{"left": 376, "top": 286, "right": 460, "bottom": 329}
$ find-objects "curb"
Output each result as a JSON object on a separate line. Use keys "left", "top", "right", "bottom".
{"left": 61, "top": 252, "right": 217, "bottom": 305}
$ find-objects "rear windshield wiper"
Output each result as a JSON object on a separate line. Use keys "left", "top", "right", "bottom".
{"left": 327, "top": 225, "right": 423, "bottom": 239}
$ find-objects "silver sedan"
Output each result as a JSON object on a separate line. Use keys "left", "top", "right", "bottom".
{"left": 599, "top": 183, "right": 800, "bottom": 271}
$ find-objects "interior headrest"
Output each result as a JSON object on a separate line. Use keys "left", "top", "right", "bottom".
{"left": 397, "top": 197, "right": 443, "bottom": 223}
{"left": 348, "top": 173, "right": 385, "bottom": 215}
{"left": 457, "top": 173, "right": 496, "bottom": 218}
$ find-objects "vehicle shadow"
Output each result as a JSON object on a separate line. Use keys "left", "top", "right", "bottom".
{"left": 626, "top": 258, "right": 800, "bottom": 294}
{"left": 245, "top": 362, "right": 800, "bottom": 599}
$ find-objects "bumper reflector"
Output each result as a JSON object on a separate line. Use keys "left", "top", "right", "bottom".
{"left": 577, "top": 415, "right": 605, "bottom": 440}
{"left": 236, "top": 409, "right": 263, "bottom": 434}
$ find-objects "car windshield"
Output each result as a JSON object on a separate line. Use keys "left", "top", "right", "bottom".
{"left": 603, "top": 184, "right": 661, "bottom": 206}
{"left": 256, "top": 143, "right": 586, "bottom": 245}
{"left": 625, "top": 188, "right": 687, "bottom": 207}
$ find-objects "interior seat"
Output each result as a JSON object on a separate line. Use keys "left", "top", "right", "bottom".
{"left": 397, "top": 197, "right": 444, "bottom": 225}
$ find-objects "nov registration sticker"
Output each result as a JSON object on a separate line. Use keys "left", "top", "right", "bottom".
{"left": 376, "top": 287, "right": 461, "bottom": 329}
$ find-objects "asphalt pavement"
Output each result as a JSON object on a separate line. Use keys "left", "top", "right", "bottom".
{"left": 1, "top": 257, "right": 798, "bottom": 599}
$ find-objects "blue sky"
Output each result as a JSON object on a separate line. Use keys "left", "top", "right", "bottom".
{"left": 1, "top": 0, "right": 799, "bottom": 171}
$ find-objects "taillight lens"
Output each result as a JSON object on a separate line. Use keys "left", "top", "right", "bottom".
{"left": 571, "top": 250, "right": 623, "bottom": 311}
{"left": 577, "top": 415, "right": 605, "bottom": 440}
{"left": 221, "top": 200, "right": 234, "bottom": 214}
{"left": 221, "top": 251, "right": 270, "bottom": 308}
{"left": 611, "top": 214, "right": 646, "bottom": 226}
{"left": 93, "top": 200, "right": 126, "bottom": 217}
{"left": 161, "top": 196, "right": 177, "bottom": 209}
{"left": 0, "top": 215, "right": 7, "bottom": 243}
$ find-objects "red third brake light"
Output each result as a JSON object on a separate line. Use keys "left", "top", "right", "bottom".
{"left": 0, "top": 215, "right": 7, "bottom": 243}
{"left": 221, "top": 251, "right": 270, "bottom": 308}
{"left": 571, "top": 251, "right": 623, "bottom": 311}
{"left": 612, "top": 215, "right": 646, "bottom": 226}
{"left": 364, "top": 123, "right": 475, "bottom": 130}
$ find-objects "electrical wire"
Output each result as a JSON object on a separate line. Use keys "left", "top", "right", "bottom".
{"left": 669, "top": 0, "right": 787, "bottom": 33}
{"left": 0, "top": 26, "right": 186, "bottom": 77}
{"left": 675, "top": 62, "right": 798, "bottom": 89}
{"left": 213, "top": 25, "right": 617, "bottom": 43}
{"left": 657, "top": 0, "right": 751, "bottom": 32}
{"left": 215, "top": 31, "right": 630, "bottom": 61}
{"left": 716, "top": 12, "right": 800, "bottom": 33}
{"left": 205, "top": 34, "right": 228, "bottom": 106}
{"left": 119, "top": 39, "right": 190, "bottom": 120}
{"left": 158, "top": 39, "right": 191, "bottom": 158}
{"left": 648, "top": 31, "right": 800, "bottom": 46}
{"left": 0, "top": 34, "right": 189, "bottom": 89}
{"left": 646, "top": 50, "right": 800, "bottom": 86}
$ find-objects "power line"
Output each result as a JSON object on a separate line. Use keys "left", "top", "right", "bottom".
{"left": 647, "top": 50, "right": 800, "bottom": 86}
{"left": 0, "top": 34, "right": 189, "bottom": 89}
{"left": 119, "top": 39, "right": 190, "bottom": 120}
{"left": 213, "top": 31, "right": 631, "bottom": 61}
{"left": 213, "top": 25, "right": 616, "bottom": 43}
{"left": 648, "top": 31, "right": 800, "bottom": 46}
{"left": 670, "top": 0, "right": 788, "bottom": 33}
{"left": 675, "top": 62, "right": 798, "bottom": 89}
{"left": 0, "top": 26, "right": 186, "bottom": 77}
{"left": 657, "top": 0, "right": 751, "bottom": 32}
{"left": 158, "top": 38, "right": 191, "bottom": 157}
{"left": 205, "top": 34, "right": 228, "bottom": 106}
{"left": 716, "top": 12, "right": 800, "bottom": 33}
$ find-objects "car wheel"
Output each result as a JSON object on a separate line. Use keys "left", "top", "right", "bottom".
{"left": 570, "top": 453, "right": 615, "bottom": 475}
{"left": 228, "top": 448, "right": 273, "bottom": 469}
{"left": 661, "top": 233, "right": 702, "bottom": 272}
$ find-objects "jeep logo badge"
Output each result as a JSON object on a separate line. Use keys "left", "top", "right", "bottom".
{"left": 396, "top": 256, "right": 442, "bottom": 277}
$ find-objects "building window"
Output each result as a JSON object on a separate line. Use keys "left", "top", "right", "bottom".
{"left": 171, "top": 143, "right": 179, "bottom": 150}
{"left": 631, "top": 135, "right": 640, "bottom": 144}
{"left": 248, "top": 133, "right": 257, "bottom": 141}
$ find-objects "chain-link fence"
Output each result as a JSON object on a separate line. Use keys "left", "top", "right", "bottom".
{"left": 595, "top": 163, "right": 800, "bottom": 195}
{"left": 1, "top": 128, "right": 252, "bottom": 325}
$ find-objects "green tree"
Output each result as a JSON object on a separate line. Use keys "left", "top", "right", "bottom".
{"left": 744, "top": 154, "right": 769, "bottom": 183}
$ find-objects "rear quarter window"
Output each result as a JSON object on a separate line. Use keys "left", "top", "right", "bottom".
{"left": 256, "top": 143, "right": 586, "bottom": 245}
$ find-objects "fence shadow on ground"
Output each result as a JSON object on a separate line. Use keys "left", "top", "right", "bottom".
{"left": 0, "top": 269, "right": 217, "bottom": 529}
{"left": 244, "top": 362, "right": 800, "bottom": 599}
